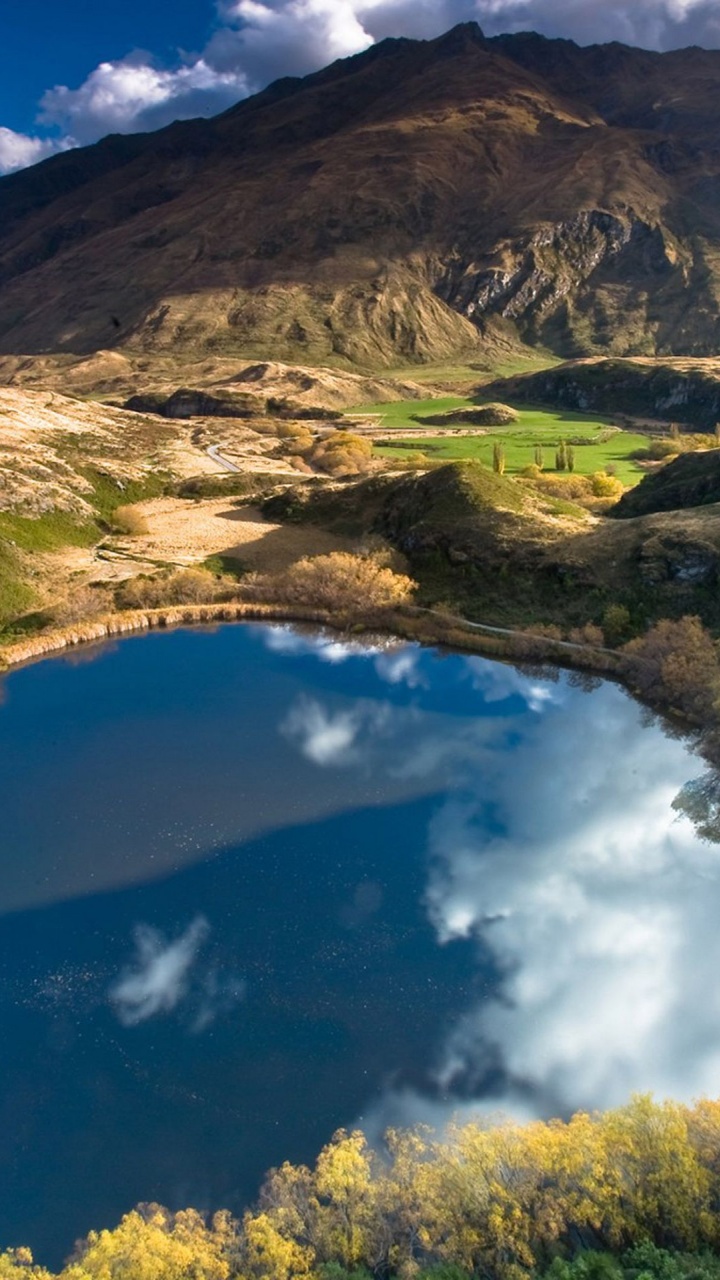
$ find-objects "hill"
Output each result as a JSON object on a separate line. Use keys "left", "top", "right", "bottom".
{"left": 612, "top": 450, "right": 720, "bottom": 518}
{"left": 267, "top": 460, "right": 720, "bottom": 628}
{"left": 486, "top": 357, "right": 720, "bottom": 427}
{"left": 2, "top": 26, "right": 720, "bottom": 366}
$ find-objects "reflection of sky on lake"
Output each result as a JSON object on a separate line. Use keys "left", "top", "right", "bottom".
{"left": 0, "top": 623, "right": 717, "bottom": 1264}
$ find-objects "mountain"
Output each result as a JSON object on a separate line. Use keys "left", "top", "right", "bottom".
{"left": 2, "top": 23, "right": 720, "bottom": 367}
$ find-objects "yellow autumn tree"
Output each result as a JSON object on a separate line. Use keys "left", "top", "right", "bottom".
{"left": 60, "top": 1205, "right": 234, "bottom": 1280}
{"left": 0, "top": 1249, "right": 54, "bottom": 1280}
{"left": 313, "top": 1130, "right": 382, "bottom": 1270}
{"left": 242, "top": 1212, "right": 314, "bottom": 1280}
{"left": 597, "top": 1096, "right": 713, "bottom": 1251}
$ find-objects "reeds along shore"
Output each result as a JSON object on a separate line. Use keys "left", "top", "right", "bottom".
{"left": 0, "top": 602, "right": 622, "bottom": 677}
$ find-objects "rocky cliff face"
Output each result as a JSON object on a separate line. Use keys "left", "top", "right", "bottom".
{"left": 487, "top": 358, "right": 720, "bottom": 427}
{"left": 2, "top": 23, "right": 720, "bottom": 366}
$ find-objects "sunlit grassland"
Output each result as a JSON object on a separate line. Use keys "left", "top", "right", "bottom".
{"left": 356, "top": 398, "right": 649, "bottom": 485}
{"left": 0, "top": 510, "right": 98, "bottom": 551}
{"left": 383, "top": 348, "right": 561, "bottom": 386}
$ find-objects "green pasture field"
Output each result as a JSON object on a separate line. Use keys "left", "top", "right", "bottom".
{"left": 354, "top": 400, "right": 649, "bottom": 485}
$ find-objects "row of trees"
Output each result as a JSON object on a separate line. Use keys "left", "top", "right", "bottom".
{"left": 491, "top": 445, "right": 577, "bottom": 476}
{"left": 11, "top": 1098, "right": 720, "bottom": 1280}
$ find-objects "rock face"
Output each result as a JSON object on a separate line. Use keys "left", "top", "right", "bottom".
{"left": 3, "top": 24, "right": 720, "bottom": 364}
{"left": 488, "top": 358, "right": 720, "bottom": 427}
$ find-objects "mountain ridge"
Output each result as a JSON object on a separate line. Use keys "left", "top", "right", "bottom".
{"left": 2, "top": 24, "right": 720, "bottom": 367}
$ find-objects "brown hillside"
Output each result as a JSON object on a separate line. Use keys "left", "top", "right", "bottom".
{"left": 2, "top": 24, "right": 720, "bottom": 364}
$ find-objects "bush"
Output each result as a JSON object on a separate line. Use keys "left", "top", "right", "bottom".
{"left": 311, "top": 432, "right": 374, "bottom": 477}
{"left": 275, "top": 422, "right": 314, "bottom": 453}
{"left": 591, "top": 471, "right": 624, "bottom": 499}
{"left": 623, "top": 616, "right": 720, "bottom": 721}
{"left": 251, "top": 552, "right": 416, "bottom": 612}
{"left": 602, "top": 604, "right": 632, "bottom": 646}
{"left": 112, "top": 504, "right": 149, "bottom": 536}
{"left": 115, "top": 568, "right": 233, "bottom": 610}
{"left": 569, "top": 623, "right": 605, "bottom": 647}
{"left": 50, "top": 584, "right": 112, "bottom": 626}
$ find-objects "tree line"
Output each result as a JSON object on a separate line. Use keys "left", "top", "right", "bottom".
{"left": 10, "top": 1097, "right": 720, "bottom": 1280}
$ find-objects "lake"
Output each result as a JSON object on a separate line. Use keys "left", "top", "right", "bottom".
{"left": 0, "top": 623, "right": 718, "bottom": 1266}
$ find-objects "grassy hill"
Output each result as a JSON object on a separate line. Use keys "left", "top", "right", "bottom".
{"left": 612, "top": 450, "right": 720, "bottom": 518}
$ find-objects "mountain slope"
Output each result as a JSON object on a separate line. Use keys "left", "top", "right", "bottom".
{"left": 2, "top": 23, "right": 720, "bottom": 366}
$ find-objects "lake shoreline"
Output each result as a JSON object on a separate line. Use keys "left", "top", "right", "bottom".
{"left": 0, "top": 599, "right": 624, "bottom": 676}
{"left": 3, "top": 598, "right": 707, "bottom": 759}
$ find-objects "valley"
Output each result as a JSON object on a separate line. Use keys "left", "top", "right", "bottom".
{"left": 5, "top": 17, "right": 720, "bottom": 1275}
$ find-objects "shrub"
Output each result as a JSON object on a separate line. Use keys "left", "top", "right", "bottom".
{"left": 115, "top": 568, "right": 233, "bottom": 610}
{"left": 251, "top": 552, "right": 416, "bottom": 612}
{"left": 311, "top": 432, "right": 373, "bottom": 476}
{"left": 602, "top": 604, "right": 632, "bottom": 646}
{"left": 112, "top": 504, "right": 149, "bottom": 536}
{"left": 50, "top": 584, "right": 112, "bottom": 626}
{"left": 590, "top": 472, "right": 624, "bottom": 499}
{"left": 623, "top": 616, "right": 720, "bottom": 721}
{"left": 276, "top": 423, "right": 314, "bottom": 453}
{"left": 569, "top": 623, "right": 605, "bottom": 647}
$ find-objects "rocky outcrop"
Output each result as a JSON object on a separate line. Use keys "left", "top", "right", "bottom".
{"left": 124, "top": 387, "right": 336, "bottom": 420}
{"left": 488, "top": 358, "right": 720, "bottom": 427}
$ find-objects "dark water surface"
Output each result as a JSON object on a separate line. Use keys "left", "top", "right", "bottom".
{"left": 0, "top": 624, "right": 717, "bottom": 1266}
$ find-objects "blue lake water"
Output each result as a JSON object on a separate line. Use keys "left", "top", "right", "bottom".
{"left": 1, "top": 623, "right": 719, "bottom": 1267}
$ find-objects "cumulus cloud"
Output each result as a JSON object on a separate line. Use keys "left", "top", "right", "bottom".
{"left": 374, "top": 649, "right": 426, "bottom": 688}
{"left": 4, "top": 0, "right": 719, "bottom": 176}
{"left": 421, "top": 683, "right": 720, "bottom": 1117}
{"left": 282, "top": 695, "right": 391, "bottom": 765}
{"left": 38, "top": 52, "right": 249, "bottom": 146}
{"left": 0, "top": 126, "right": 65, "bottom": 175}
{"left": 269, "top": 646, "right": 720, "bottom": 1132}
{"left": 110, "top": 916, "right": 210, "bottom": 1026}
{"left": 464, "top": 655, "right": 561, "bottom": 712}
{"left": 263, "top": 625, "right": 383, "bottom": 664}
{"left": 471, "top": 0, "right": 720, "bottom": 50}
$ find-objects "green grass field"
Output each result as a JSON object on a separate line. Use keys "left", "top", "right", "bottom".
{"left": 355, "top": 399, "right": 649, "bottom": 486}
{"left": 0, "top": 510, "right": 99, "bottom": 552}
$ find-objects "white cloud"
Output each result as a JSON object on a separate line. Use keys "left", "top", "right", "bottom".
{"left": 464, "top": 656, "right": 561, "bottom": 712}
{"left": 470, "top": 0, "right": 720, "bottom": 49}
{"left": 263, "top": 625, "right": 383, "bottom": 664}
{"left": 4, "top": 0, "right": 719, "bottom": 176}
{"left": 282, "top": 696, "right": 370, "bottom": 765}
{"left": 421, "top": 683, "right": 720, "bottom": 1116}
{"left": 374, "top": 649, "right": 426, "bottom": 688}
{"left": 110, "top": 916, "right": 210, "bottom": 1026}
{"left": 0, "top": 127, "right": 65, "bottom": 175}
{"left": 38, "top": 54, "right": 249, "bottom": 145}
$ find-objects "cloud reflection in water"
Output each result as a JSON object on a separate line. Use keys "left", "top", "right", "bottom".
{"left": 276, "top": 631, "right": 720, "bottom": 1119}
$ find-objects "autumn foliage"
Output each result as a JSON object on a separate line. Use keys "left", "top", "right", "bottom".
{"left": 249, "top": 553, "right": 416, "bottom": 613}
{"left": 623, "top": 616, "right": 720, "bottom": 722}
{"left": 12, "top": 1099, "right": 720, "bottom": 1279}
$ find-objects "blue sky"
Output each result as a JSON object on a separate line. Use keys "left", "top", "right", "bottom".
{"left": 2, "top": 0, "right": 720, "bottom": 174}
{"left": 1, "top": 0, "right": 214, "bottom": 135}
